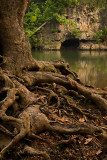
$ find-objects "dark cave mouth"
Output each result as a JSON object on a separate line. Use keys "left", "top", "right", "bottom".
{"left": 61, "top": 38, "right": 80, "bottom": 49}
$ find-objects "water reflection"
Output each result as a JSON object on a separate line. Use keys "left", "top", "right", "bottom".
{"left": 32, "top": 50, "right": 107, "bottom": 88}
{"left": 32, "top": 50, "right": 61, "bottom": 61}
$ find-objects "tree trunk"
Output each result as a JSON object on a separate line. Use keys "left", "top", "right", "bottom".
{"left": 0, "top": 0, "right": 34, "bottom": 74}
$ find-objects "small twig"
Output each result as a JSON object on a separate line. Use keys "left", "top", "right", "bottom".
{"left": 56, "top": 138, "right": 76, "bottom": 146}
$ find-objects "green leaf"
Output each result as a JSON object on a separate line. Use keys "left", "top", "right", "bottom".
{"left": 30, "top": 16, "right": 37, "bottom": 22}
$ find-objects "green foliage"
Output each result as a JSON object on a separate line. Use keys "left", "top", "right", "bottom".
{"left": 104, "top": 26, "right": 107, "bottom": 34}
{"left": 0, "top": 154, "right": 4, "bottom": 159}
{"left": 94, "top": 30, "right": 103, "bottom": 42}
{"left": 94, "top": 26, "right": 107, "bottom": 43}
{"left": 24, "top": 2, "right": 42, "bottom": 43}
{"left": 82, "top": 0, "right": 107, "bottom": 9}
{"left": 43, "top": 66, "right": 55, "bottom": 72}
{"left": 44, "top": 40, "right": 52, "bottom": 44}
{"left": 50, "top": 28, "right": 58, "bottom": 33}
{"left": 71, "top": 29, "right": 81, "bottom": 36}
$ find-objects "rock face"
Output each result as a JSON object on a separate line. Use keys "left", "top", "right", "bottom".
{"left": 37, "top": 5, "right": 107, "bottom": 50}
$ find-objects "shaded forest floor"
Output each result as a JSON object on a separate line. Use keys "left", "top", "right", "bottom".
{"left": 2, "top": 82, "right": 107, "bottom": 160}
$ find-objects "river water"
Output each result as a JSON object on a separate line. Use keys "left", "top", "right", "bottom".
{"left": 32, "top": 50, "right": 107, "bottom": 88}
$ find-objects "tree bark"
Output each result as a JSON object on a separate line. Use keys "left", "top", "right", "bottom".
{"left": 0, "top": 0, "right": 35, "bottom": 74}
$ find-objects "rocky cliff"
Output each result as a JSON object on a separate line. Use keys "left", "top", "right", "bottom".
{"left": 37, "top": 5, "right": 107, "bottom": 50}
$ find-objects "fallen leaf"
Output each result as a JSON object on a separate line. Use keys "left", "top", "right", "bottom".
{"left": 84, "top": 138, "right": 92, "bottom": 144}
{"left": 79, "top": 140, "right": 81, "bottom": 144}
{"left": 65, "top": 148, "right": 70, "bottom": 152}
{"left": 79, "top": 118, "right": 85, "bottom": 122}
{"left": 57, "top": 117, "right": 65, "bottom": 122}
{"left": 72, "top": 135, "right": 78, "bottom": 139}
{"left": 96, "top": 150, "right": 102, "bottom": 155}
{"left": 65, "top": 148, "right": 72, "bottom": 156}
{"left": 57, "top": 116, "right": 69, "bottom": 122}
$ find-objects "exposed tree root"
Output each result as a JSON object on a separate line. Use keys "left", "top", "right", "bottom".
{"left": 35, "top": 86, "right": 60, "bottom": 106}
{"left": 59, "top": 93, "right": 98, "bottom": 119}
{"left": 0, "top": 102, "right": 107, "bottom": 159}
{"left": 23, "top": 145, "right": 51, "bottom": 160}
{"left": 35, "top": 60, "right": 78, "bottom": 79}
{"left": 0, "top": 66, "right": 107, "bottom": 159}
{"left": 22, "top": 71, "right": 107, "bottom": 114}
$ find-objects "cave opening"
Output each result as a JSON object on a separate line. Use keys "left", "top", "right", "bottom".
{"left": 61, "top": 38, "right": 80, "bottom": 49}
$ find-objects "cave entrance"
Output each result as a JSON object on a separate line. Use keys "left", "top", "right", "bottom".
{"left": 61, "top": 38, "right": 80, "bottom": 49}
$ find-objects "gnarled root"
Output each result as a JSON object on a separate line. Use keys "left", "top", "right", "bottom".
{"left": 1, "top": 103, "right": 106, "bottom": 159}
{"left": 22, "top": 71, "right": 107, "bottom": 114}
{"left": 0, "top": 111, "right": 30, "bottom": 159}
{"left": 0, "top": 67, "right": 107, "bottom": 159}
{"left": 35, "top": 86, "right": 60, "bottom": 106}
{"left": 0, "top": 88, "right": 21, "bottom": 125}
{"left": 23, "top": 145, "right": 51, "bottom": 160}
{"left": 0, "top": 128, "right": 27, "bottom": 159}
{"left": 47, "top": 122, "right": 107, "bottom": 142}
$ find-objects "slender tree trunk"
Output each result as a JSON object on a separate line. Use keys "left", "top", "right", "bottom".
{"left": 0, "top": 0, "right": 34, "bottom": 74}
